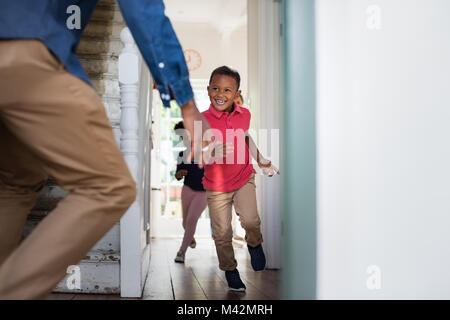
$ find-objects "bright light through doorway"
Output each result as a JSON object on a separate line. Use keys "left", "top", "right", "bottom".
{"left": 150, "top": 0, "right": 248, "bottom": 240}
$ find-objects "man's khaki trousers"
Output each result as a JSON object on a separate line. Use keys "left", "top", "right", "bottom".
{"left": 206, "top": 173, "right": 263, "bottom": 271}
{"left": 0, "top": 40, "right": 137, "bottom": 299}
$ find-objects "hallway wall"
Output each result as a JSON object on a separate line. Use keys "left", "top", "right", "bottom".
{"left": 164, "top": 0, "right": 248, "bottom": 103}
{"left": 315, "top": 0, "right": 450, "bottom": 299}
{"left": 281, "top": 0, "right": 317, "bottom": 300}
{"left": 169, "top": 21, "right": 247, "bottom": 89}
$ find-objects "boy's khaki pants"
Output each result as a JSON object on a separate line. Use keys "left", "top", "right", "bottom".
{"left": 206, "top": 173, "right": 262, "bottom": 271}
{"left": 0, "top": 40, "right": 137, "bottom": 299}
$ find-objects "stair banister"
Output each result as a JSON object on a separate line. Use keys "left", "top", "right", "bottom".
{"left": 118, "top": 27, "right": 142, "bottom": 297}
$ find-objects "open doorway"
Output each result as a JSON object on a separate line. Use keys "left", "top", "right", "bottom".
{"left": 143, "top": 0, "right": 282, "bottom": 300}
{"left": 150, "top": 0, "right": 249, "bottom": 243}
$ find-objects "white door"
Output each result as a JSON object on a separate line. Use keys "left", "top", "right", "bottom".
{"left": 247, "top": 0, "right": 282, "bottom": 269}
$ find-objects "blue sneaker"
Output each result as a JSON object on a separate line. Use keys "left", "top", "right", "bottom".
{"left": 225, "top": 269, "right": 246, "bottom": 291}
{"left": 247, "top": 244, "right": 266, "bottom": 271}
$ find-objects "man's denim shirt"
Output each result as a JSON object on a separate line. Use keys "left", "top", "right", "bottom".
{"left": 0, "top": 0, "right": 193, "bottom": 107}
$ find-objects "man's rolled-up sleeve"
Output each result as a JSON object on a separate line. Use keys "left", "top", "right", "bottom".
{"left": 117, "top": 0, "right": 193, "bottom": 107}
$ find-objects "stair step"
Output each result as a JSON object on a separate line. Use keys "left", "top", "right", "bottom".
{"left": 83, "top": 21, "right": 124, "bottom": 38}
{"left": 80, "top": 57, "right": 118, "bottom": 79}
{"left": 53, "top": 250, "right": 120, "bottom": 294}
{"left": 90, "top": 7, "right": 124, "bottom": 23}
{"left": 98, "top": 0, "right": 117, "bottom": 7}
{"left": 90, "top": 77, "right": 121, "bottom": 98}
{"left": 83, "top": 21, "right": 113, "bottom": 38}
{"left": 84, "top": 249, "right": 120, "bottom": 263}
{"left": 90, "top": 78, "right": 105, "bottom": 95}
{"left": 27, "top": 179, "right": 67, "bottom": 223}
{"left": 91, "top": 8, "right": 115, "bottom": 22}
{"left": 77, "top": 37, "right": 122, "bottom": 56}
{"left": 91, "top": 223, "right": 120, "bottom": 252}
{"left": 77, "top": 37, "right": 109, "bottom": 55}
{"left": 24, "top": 212, "right": 120, "bottom": 252}
{"left": 33, "top": 185, "right": 68, "bottom": 211}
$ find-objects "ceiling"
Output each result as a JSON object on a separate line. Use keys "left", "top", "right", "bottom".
{"left": 164, "top": 0, "right": 247, "bottom": 33}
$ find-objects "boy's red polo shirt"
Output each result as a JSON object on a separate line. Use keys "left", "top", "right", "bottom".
{"left": 202, "top": 104, "right": 256, "bottom": 192}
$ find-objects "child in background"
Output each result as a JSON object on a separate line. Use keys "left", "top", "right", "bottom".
{"left": 201, "top": 66, "right": 279, "bottom": 291}
{"left": 173, "top": 121, "right": 207, "bottom": 263}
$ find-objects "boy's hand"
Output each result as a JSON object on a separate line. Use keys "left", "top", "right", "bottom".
{"left": 258, "top": 158, "right": 280, "bottom": 177}
{"left": 175, "top": 169, "right": 188, "bottom": 180}
{"left": 203, "top": 140, "right": 234, "bottom": 164}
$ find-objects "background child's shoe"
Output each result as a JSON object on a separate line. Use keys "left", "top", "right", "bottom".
{"left": 189, "top": 238, "right": 196, "bottom": 248}
{"left": 225, "top": 269, "right": 246, "bottom": 291}
{"left": 174, "top": 250, "right": 185, "bottom": 263}
{"left": 247, "top": 244, "right": 266, "bottom": 271}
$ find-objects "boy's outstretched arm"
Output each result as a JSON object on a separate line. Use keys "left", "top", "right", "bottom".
{"left": 245, "top": 133, "right": 280, "bottom": 176}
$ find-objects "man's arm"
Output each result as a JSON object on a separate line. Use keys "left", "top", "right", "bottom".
{"left": 117, "top": 0, "right": 191, "bottom": 107}
{"left": 117, "top": 0, "right": 210, "bottom": 166}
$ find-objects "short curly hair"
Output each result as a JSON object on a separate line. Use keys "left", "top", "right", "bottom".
{"left": 209, "top": 66, "right": 241, "bottom": 89}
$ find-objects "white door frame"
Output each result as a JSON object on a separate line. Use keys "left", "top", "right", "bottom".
{"left": 118, "top": 28, "right": 152, "bottom": 297}
{"left": 248, "top": 0, "right": 282, "bottom": 269}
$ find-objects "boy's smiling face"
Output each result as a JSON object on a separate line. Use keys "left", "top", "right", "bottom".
{"left": 207, "top": 74, "right": 241, "bottom": 113}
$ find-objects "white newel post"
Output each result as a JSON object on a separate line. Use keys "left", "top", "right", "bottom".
{"left": 119, "top": 27, "right": 142, "bottom": 297}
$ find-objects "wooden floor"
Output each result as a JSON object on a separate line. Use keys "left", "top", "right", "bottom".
{"left": 46, "top": 238, "right": 280, "bottom": 300}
